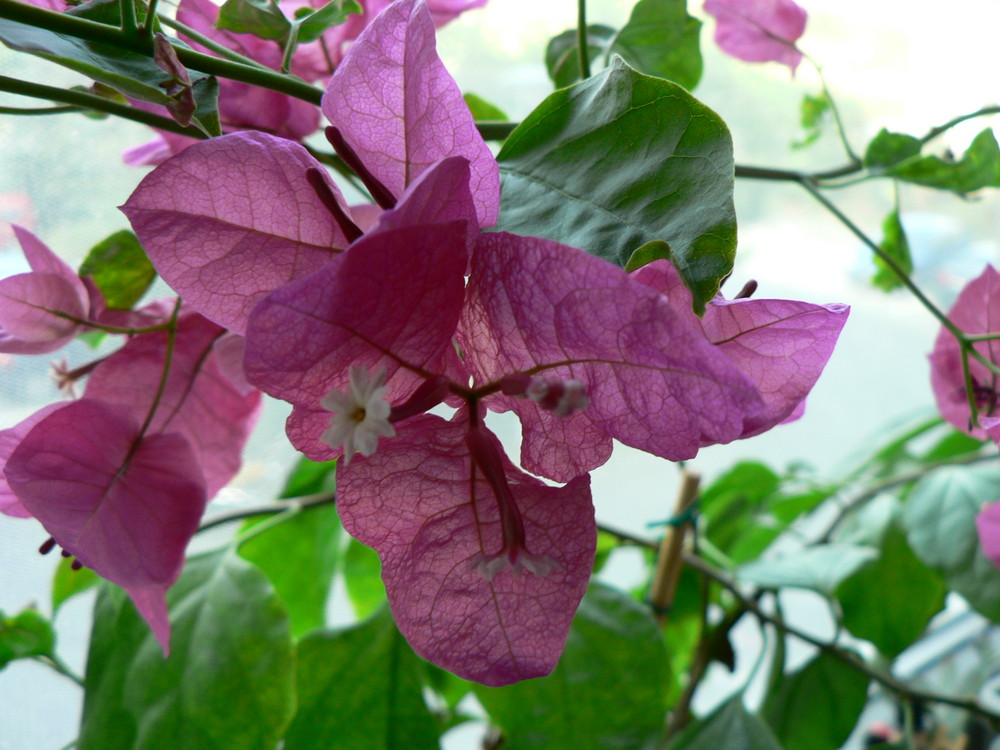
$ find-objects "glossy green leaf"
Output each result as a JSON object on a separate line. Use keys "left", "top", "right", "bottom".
{"left": 496, "top": 56, "right": 736, "bottom": 313}
{"left": 871, "top": 208, "right": 911, "bottom": 292}
{"left": 217, "top": 0, "right": 289, "bottom": 41}
{"left": 52, "top": 556, "right": 99, "bottom": 614}
{"left": 475, "top": 583, "right": 669, "bottom": 749}
{"left": 624, "top": 239, "right": 673, "bottom": 272}
{"left": 665, "top": 696, "right": 781, "bottom": 750}
{"left": 79, "top": 230, "right": 156, "bottom": 310}
{"left": 837, "top": 521, "right": 946, "bottom": 658}
{"left": 343, "top": 537, "right": 386, "bottom": 618}
{"left": 284, "top": 607, "right": 439, "bottom": 750}
{"left": 78, "top": 550, "right": 296, "bottom": 750}
{"left": 610, "top": 0, "right": 702, "bottom": 90}
{"left": 736, "top": 544, "right": 878, "bottom": 595}
{"left": 884, "top": 128, "right": 1000, "bottom": 194}
{"left": 793, "top": 91, "right": 829, "bottom": 149}
{"left": 544, "top": 25, "right": 617, "bottom": 89}
{"left": 239, "top": 506, "right": 342, "bottom": 638}
{"left": 464, "top": 92, "right": 509, "bottom": 122}
{"left": 864, "top": 129, "right": 921, "bottom": 169}
{"left": 902, "top": 464, "right": 1000, "bottom": 621}
{"left": 0, "top": 17, "right": 220, "bottom": 136}
{"left": 762, "top": 652, "right": 869, "bottom": 750}
{"left": 0, "top": 608, "right": 55, "bottom": 669}
{"left": 295, "top": 0, "right": 362, "bottom": 43}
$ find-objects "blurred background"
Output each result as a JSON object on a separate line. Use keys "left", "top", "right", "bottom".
{"left": 1, "top": 0, "right": 999, "bottom": 746}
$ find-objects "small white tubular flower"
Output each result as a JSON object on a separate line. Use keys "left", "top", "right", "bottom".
{"left": 320, "top": 366, "right": 396, "bottom": 466}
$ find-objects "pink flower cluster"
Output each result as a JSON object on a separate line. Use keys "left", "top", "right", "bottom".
{"left": 3, "top": 0, "right": 847, "bottom": 684}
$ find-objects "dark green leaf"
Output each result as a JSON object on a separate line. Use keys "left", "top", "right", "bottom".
{"left": 0, "top": 18, "right": 220, "bottom": 135}
{"left": 624, "top": 239, "right": 673, "bottom": 272}
{"left": 343, "top": 538, "right": 386, "bottom": 618}
{"left": 701, "top": 462, "right": 781, "bottom": 561}
{"left": 544, "top": 25, "right": 617, "bottom": 89}
{"left": 497, "top": 56, "right": 736, "bottom": 313}
{"left": 737, "top": 544, "right": 878, "bottom": 595}
{"left": 902, "top": 464, "right": 1000, "bottom": 621}
{"left": 665, "top": 696, "right": 782, "bottom": 750}
{"left": 793, "top": 91, "right": 829, "bottom": 149}
{"left": 295, "top": 0, "right": 361, "bottom": 43}
{"left": 871, "top": 208, "right": 911, "bottom": 292}
{"left": 78, "top": 550, "right": 296, "bottom": 750}
{"left": 52, "top": 556, "right": 99, "bottom": 614}
{"left": 217, "top": 0, "right": 289, "bottom": 41}
{"left": 609, "top": 0, "right": 702, "bottom": 90}
{"left": 884, "top": 129, "right": 1000, "bottom": 194}
{"left": 464, "top": 92, "right": 509, "bottom": 122}
{"left": 0, "top": 608, "right": 55, "bottom": 668}
{"left": 239, "top": 505, "right": 342, "bottom": 638}
{"left": 475, "top": 583, "right": 668, "bottom": 749}
{"left": 762, "top": 652, "right": 869, "bottom": 750}
{"left": 284, "top": 607, "right": 439, "bottom": 750}
{"left": 78, "top": 230, "right": 156, "bottom": 310}
{"left": 864, "top": 128, "right": 921, "bottom": 169}
{"left": 837, "top": 521, "right": 946, "bottom": 658}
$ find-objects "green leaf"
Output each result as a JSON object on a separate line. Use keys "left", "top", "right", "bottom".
{"left": 0, "top": 16, "right": 220, "bottom": 136}
{"left": 793, "top": 91, "right": 830, "bottom": 149}
{"left": 544, "top": 25, "right": 617, "bottom": 89}
{"left": 921, "top": 429, "right": 987, "bottom": 463}
{"left": 284, "top": 607, "right": 439, "bottom": 750}
{"left": 609, "top": 0, "right": 702, "bottom": 90}
{"left": 884, "top": 129, "right": 1000, "bottom": 194}
{"left": 736, "top": 544, "right": 878, "bottom": 595}
{"left": 902, "top": 464, "right": 1000, "bottom": 621}
{"left": 701, "top": 462, "right": 781, "bottom": 562}
{"left": 624, "top": 239, "right": 672, "bottom": 272}
{"left": 762, "top": 652, "right": 870, "bottom": 750}
{"left": 294, "top": 0, "right": 361, "bottom": 44}
{"left": 78, "top": 550, "right": 296, "bottom": 750}
{"left": 464, "top": 92, "right": 509, "bottom": 122}
{"left": 52, "top": 556, "right": 99, "bottom": 614}
{"left": 836, "top": 521, "right": 946, "bottom": 658}
{"left": 278, "top": 455, "right": 338, "bottom": 498}
{"left": 78, "top": 230, "right": 156, "bottom": 310}
{"left": 475, "top": 583, "right": 668, "bottom": 749}
{"left": 0, "top": 608, "right": 55, "bottom": 669}
{"left": 343, "top": 538, "right": 386, "bottom": 618}
{"left": 863, "top": 128, "right": 921, "bottom": 169}
{"left": 871, "top": 208, "right": 912, "bottom": 292}
{"left": 217, "top": 0, "right": 290, "bottom": 41}
{"left": 665, "top": 696, "right": 782, "bottom": 750}
{"left": 497, "top": 56, "right": 737, "bottom": 313}
{"left": 238, "top": 506, "right": 342, "bottom": 638}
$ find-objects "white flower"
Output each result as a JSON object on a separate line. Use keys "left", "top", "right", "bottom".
{"left": 320, "top": 366, "right": 396, "bottom": 466}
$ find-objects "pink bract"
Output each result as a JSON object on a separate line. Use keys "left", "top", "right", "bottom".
{"left": 0, "top": 226, "right": 95, "bottom": 354}
{"left": 4, "top": 399, "right": 208, "bottom": 654}
{"left": 121, "top": 131, "right": 353, "bottom": 333}
{"left": 704, "top": 0, "right": 807, "bottom": 72}
{"left": 929, "top": 266, "right": 1000, "bottom": 441}
{"left": 632, "top": 259, "right": 849, "bottom": 441}
{"left": 977, "top": 500, "right": 1000, "bottom": 570}
{"left": 322, "top": 0, "right": 499, "bottom": 227}
{"left": 0, "top": 403, "right": 67, "bottom": 518}
{"left": 337, "top": 412, "right": 594, "bottom": 686}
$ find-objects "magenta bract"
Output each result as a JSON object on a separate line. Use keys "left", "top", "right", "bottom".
{"left": 322, "top": 0, "right": 499, "bottom": 227}
{"left": 930, "top": 265, "right": 1000, "bottom": 440}
{"left": 122, "top": 132, "right": 353, "bottom": 333}
{"left": 338, "top": 412, "right": 594, "bottom": 685}
{"left": 704, "top": 0, "right": 807, "bottom": 72}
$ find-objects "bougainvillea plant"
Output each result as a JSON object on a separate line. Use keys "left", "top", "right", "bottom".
{"left": 2, "top": 0, "right": 1000, "bottom": 746}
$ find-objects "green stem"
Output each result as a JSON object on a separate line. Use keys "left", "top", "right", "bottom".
{"left": 802, "top": 52, "right": 859, "bottom": 162}
{"left": 136, "top": 299, "right": 181, "bottom": 439}
{"left": 32, "top": 654, "right": 84, "bottom": 687}
{"left": 158, "top": 14, "right": 272, "bottom": 70}
{"left": 0, "top": 0, "right": 323, "bottom": 105}
{"left": 197, "top": 490, "right": 336, "bottom": 533}
{"left": 920, "top": 104, "right": 1000, "bottom": 146}
{"left": 140, "top": 0, "right": 159, "bottom": 37}
{"left": 576, "top": 0, "right": 590, "bottom": 80}
{"left": 281, "top": 22, "right": 300, "bottom": 75}
{"left": 0, "top": 74, "right": 208, "bottom": 139}
{"left": 0, "top": 104, "right": 82, "bottom": 115}
{"left": 119, "top": 0, "right": 137, "bottom": 36}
